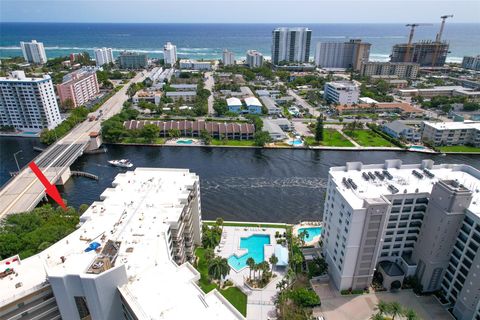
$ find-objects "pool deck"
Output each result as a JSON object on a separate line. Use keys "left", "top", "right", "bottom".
{"left": 216, "top": 226, "right": 287, "bottom": 320}
{"left": 164, "top": 138, "right": 203, "bottom": 145}
{"left": 293, "top": 221, "right": 323, "bottom": 247}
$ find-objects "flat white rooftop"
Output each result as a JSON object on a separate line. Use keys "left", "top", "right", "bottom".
{"left": 424, "top": 121, "right": 480, "bottom": 131}
{"left": 0, "top": 168, "right": 243, "bottom": 319}
{"left": 330, "top": 160, "right": 480, "bottom": 215}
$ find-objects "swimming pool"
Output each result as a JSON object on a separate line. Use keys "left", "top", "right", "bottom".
{"left": 288, "top": 139, "right": 303, "bottom": 146}
{"left": 409, "top": 145, "right": 425, "bottom": 150}
{"left": 228, "top": 234, "right": 270, "bottom": 271}
{"left": 176, "top": 139, "right": 193, "bottom": 144}
{"left": 297, "top": 226, "right": 322, "bottom": 242}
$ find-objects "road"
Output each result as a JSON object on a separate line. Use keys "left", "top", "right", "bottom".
{"left": 287, "top": 89, "right": 320, "bottom": 117}
{"left": 0, "top": 72, "right": 146, "bottom": 218}
{"left": 204, "top": 72, "right": 215, "bottom": 115}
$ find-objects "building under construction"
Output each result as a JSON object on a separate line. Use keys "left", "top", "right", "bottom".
{"left": 391, "top": 41, "right": 449, "bottom": 67}
{"left": 390, "top": 15, "right": 453, "bottom": 67}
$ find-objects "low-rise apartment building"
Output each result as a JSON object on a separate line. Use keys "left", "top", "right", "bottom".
{"left": 179, "top": 59, "right": 212, "bottom": 70}
{"left": 335, "top": 102, "right": 423, "bottom": 117}
{"left": 382, "top": 120, "right": 421, "bottom": 142}
{"left": 421, "top": 121, "right": 480, "bottom": 147}
{"left": 324, "top": 81, "right": 360, "bottom": 105}
{"left": 322, "top": 160, "right": 480, "bottom": 320}
{"left": 57, "top": 69, "right": 100, "bottom": 108}
{"left": 132, "top": 89, "right": 162, "bottom": 105}
{"left": 124, "top": 119, "right": 255, "bottom": 140}
{"left": 398, "top": 86, "right": 480, "bottom": 101}
{"left": 0, "top": 168, "right": 244, "bottom": 320}
{"left": 166, "top": 91, "right": 196, "bottom": 102}
{"left": 360, "top": 62, "right": 419, "bottom": 79}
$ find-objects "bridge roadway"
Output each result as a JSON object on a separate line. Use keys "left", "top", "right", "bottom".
{"left": 0, "top": 72, "right": 146, "bottom": 218}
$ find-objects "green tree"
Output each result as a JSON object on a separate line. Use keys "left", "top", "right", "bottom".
{"left": 79, "top": 204, "right": 89, "bottom": 214}
{"left": 246, "top": 257, "right": 255, "bottom": 280}
{"left": 269, "top": 254, "right": 278, "bottom": 272}
{"left": 168, "top": 128, "right": 181, "bottom": 138}
{"left": 200, "top": 130, "right": 212, "bottom": 145}
{"left": 287, "top": 288, "right": 320, "bottom": 307}
{"left": 208, "top": 257, "right": 230, "bottom": 286}
{"left": 62, "top": 98, "right": 75, "bottom": 109}
{"left": 315, "top": 116, "right": 324, "bottom": 142}
{"left": 140, "top": 123, "right": 160, "bottom": 143}
{"left": 254, "top": 131, "right": 272, "bottom": 147}
{"left": 213, "top": 99, "right": 228, "bottom": 116}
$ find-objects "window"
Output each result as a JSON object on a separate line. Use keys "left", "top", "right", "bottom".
{"left": 404, "top": 198, "right": 414, "bottom": 205}
{"left": 74, "top": 296, "right": 91, "bottom": 319}
{"left": 393, "top": 199, "right": 402, "bottom": 205}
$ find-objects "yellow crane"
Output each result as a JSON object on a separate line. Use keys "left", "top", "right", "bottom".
{"left": 432, "top": 15, "right": 454, "bottom": 67}
{"left": 404, "top": 23, "right": 432, "bottom": 62}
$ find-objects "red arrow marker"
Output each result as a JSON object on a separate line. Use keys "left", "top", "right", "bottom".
{"left": 28, "top": 162, "right": 67, "bottom": 210}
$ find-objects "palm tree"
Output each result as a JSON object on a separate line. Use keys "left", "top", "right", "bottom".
{"left": 370, "top": 313, "right": 384, "bottom": 320}
{"left": 403, "top": 308, "right": 419, "bottom": 320}
{"left": 269, "top": 254, "right": 278, "bottom": 272}
{"left": 259, "top": 261, "right": 270, "bottom": 281}
{"left": 246, "top": 257, "right": 255, "bottom": 280}
{"left": 389, "top": 302, "right": 403, "bottom": 320}
{"left": 298, "top": 230, "right": 309, "bottom": 246}
{"left": 207, "top": 257, "right": 230, "bottom": 286}
{"left": 374, "top": 300, "right": 389, "bottom": 316}
{"left": 215, "top": 217, "right": 224, "bottom": 228}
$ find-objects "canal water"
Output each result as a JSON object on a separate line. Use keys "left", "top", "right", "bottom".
{"left": 1, "top": 136, "right": 479, "bottom": 223}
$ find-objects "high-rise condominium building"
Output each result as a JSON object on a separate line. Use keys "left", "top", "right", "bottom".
{"left": 246, "top": 50, "right": 264, "bottom": 68}
{"left": 0, "top": 71, "right": 62, "bottom": 131}
{"left": 94, "top": 47, "right": 114, "bottom": 66}
{"left": 390, "top": 41, "right": 449, "bottom": 67}
{"left": 462, "top": 55, "right": 480, "bottom": 71}
{"left": 118, "top": 51, "right": 148, "bottom": 69}
{"left": 223, "top": 49, "right": 235, "bottom": 66}
{"left": 0, "top": 168, "right": 244, "bottom": 320}
{"left": 271, "top": 27, "right": 312, "bottom": 65}
{"left": 163, "top": 42, "right": 177, "bottom": 66}
{"left": 322, "top": 160, "right": 480, "bottom": 320}
{"left": 314, "top": 39, "right": 371, "bottom": 71}
{"left": 323, "top": 81, "right": 360, "bottom": 104}
{"left": 57, "top": 68, "right": 100, "bottom": 108}
{"left": 20, "top": 40, "right": 47, "bottom": 64}
{"left": 360, "top": 62, "right": 419, "bottom": 79}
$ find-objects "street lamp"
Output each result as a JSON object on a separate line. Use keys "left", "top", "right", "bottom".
{"left": 13, "top": 150, "right": 23, "bottom": 172}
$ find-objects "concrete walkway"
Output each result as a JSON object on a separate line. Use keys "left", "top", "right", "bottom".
{"left": 337, "top": 128, "right": 361, "bottom": 147}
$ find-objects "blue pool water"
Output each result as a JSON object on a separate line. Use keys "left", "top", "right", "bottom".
{"left": 410, "top": 145, "right": 425, "bottom": 150}
{"left": 228, "top": 234, "right": 270, "bottom": 271}
{"left": 177, "top": 139, "right": 193, "bottom": 144}
{"left": 288, "top": 139, "right": 303, "bottom": 146}
{"left": 297, "top": 227, "right": 322, "bottom": 242}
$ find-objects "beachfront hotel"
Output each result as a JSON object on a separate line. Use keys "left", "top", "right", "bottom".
{"left": 94, "top": 47, "right": 114, "bottom": 67}
{"left": 0, "top": 168, "right": 244, "bottom": 320}
{"left": 0, "top": 71, "right": 62, "bottom": 131}
{"left": 322, "top": 160, "right": 480, "bottom": 320}
{"left": 20, "top": 40, "right": 47, "bottom": 64}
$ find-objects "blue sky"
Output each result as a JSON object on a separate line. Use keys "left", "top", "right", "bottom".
{"left": 1, "top": 0, "right": 479, "bottom": 23}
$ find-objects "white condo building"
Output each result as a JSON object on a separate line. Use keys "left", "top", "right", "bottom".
{"left": 222, "top": 49, "right": 235, "bottom": 66}
{"left": 421, "top": 121, "right": 480, "bottom": 147}
{"left": 163, "top": 42, "right": 177, "bottom": 66}
{"left": 271, "top": 27, "right": 312, "bottom": 65}
{"left": 314, "top": 39, "right": 371, "bottom": 71}
{"left": 246, "top": 50, "right": 264, "bottom": 68}
{"left": 0, "top": 168, "right": 244, "bottom": 320}
{"left": 20, "top": 40, "right": 47, "bottom": 64}
{"left": 324, "top": 81, "right": 360, "bottom": 104}
{"left": 94, "top": 48, "right": 114, "bottom": 66}
{"left": 322, "top": 160, "right": 480, "bottom": 320}
{"left": 0, "top": 71, "right": 62, "bottom": 131}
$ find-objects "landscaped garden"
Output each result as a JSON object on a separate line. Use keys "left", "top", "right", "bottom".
{"left": 305, "top": 129, "right": 354, "bottom": 147}
{"left": 438, "top": 145, "right": 480, "bottom": 153}
{"left": 193, "top": 219, "right": 247, "bottom": 316}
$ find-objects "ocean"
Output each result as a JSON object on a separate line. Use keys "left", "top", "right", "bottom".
{"left": 1, "top": 23, "right": 479, "bottom": 63}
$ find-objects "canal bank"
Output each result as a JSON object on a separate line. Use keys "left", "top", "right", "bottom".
{"left": 2, "top": 137, "right": 480, "bottom": 224}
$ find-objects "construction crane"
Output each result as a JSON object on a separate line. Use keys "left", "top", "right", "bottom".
{"left": 404, "top": 23, "right": 432, "bottom": 62}
{"left": 432, "top": 15, "right": 454, "bottom": 67}
{"left": 436, "top": 15, "right": 454, "bottom": 42}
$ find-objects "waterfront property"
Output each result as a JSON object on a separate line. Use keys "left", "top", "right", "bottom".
{"left": 382, "top": 120, "right": 421, "bottom": 143}
{"left": 94, "top": 47, "right": 114, "bottom": 66}
{"left": 271, "top": 27, "right": 312, "bottom": 65}
{"left": 0, "top": 168, "right": 244, "bottom": 320}
{"left": 20, "top": 40, "right": 47, "bottom": 64}
{"left": 295, "top": 224, "right": 323, "bottom": 245}
{"left": 0, "top": 71, "right": 62, "bottom": 131}
{"left": 421, "top": 120, "right": 480, "bottom": 147}
{"left": 118, "top": 51, "right": 148, "bottom": 69}
{"left": 246, "top": 50, "right": 264, "bottom": 68}
{"left": 124, "top": 119, "right": 255, "bottom": 140}
{"left": 322, "top": 159, "right": 480, "bottom": 320}
{"left": 315, "top": 39, "right": 370, "bottom": 71}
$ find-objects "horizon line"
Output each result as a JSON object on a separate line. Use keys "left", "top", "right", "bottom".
{"left": 2, "top": 21, "right": 480, "bottom": 24}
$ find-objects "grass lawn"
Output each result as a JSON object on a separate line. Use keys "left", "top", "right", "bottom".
{"left": 345, "top": 130, "right": 393, "bottom": 147}
{"left": 204, "top": 221, "right": 288, "bottom": 229}
{"left": 211, "top": 139, "right": 255, "bottom": 146}
{"left": 120, "top": 137, "right": 166, "bottom": 144}
{"left": 194, "top": 248, "right": 247, "bottom": 316}
{"left": 305, "top": 129, "right": 354, "bottom": 147}
{"left": 438, "top": 145, "right": 480, "bottom": 153}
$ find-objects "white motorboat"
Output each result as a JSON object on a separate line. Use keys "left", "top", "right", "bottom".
{"left": 108, "top": 159, "right": 133, "bottom": 168}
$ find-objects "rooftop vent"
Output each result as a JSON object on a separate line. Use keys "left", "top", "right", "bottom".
{"left": 383, "top": 170, "right": 393, "bottom": 180}
{"left": 423, "top": 169, "right": 435, "bottom": 178}
{"left": 347, "top": 178, "right": 358, "bottom": 190}
{"left": 368, "top": 172, "right": 376, "bottom": 180}
{"left": 388, "top": 184, "right": 399, "bottom": 194}
{"left": 412, "top": 170, "right": 424, "bottom": 179}
{"left": 374, "top": 171, "right": 385, "bottom": 180}
{"left": 362, "top": 172, "right": 370, "bottom": 181}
